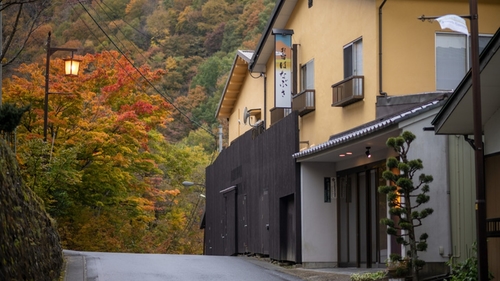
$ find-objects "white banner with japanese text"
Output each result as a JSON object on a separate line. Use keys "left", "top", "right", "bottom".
{"left": 274, "top": 33, "right": 292, "bottom": 108}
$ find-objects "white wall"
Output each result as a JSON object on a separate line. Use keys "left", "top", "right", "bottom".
{"left": 484, "top": 107, "right": 500, "bottom": 155}
{"left": 401, "top": 113, "right": 452, "bottom": 263}
{"left": 300, "top": 162, "right": 337, "bottom": 266}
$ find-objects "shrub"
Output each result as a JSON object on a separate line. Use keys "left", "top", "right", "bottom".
{"left": 350, "top": 271, "right": 387, "bottom": 281}
{"left": 447, "top": 242, "right": 494, "bottom": 281}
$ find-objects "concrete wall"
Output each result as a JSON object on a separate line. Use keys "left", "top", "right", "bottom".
{"left": 400, "top": 110, "right": 451, "bottom": 264}
{"left": 300, "top": 162, "right": 337, "bottom": 267}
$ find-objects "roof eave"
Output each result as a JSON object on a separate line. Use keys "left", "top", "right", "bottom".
{"left": 294, "top": 99, "right": 446, "bottom": 159}
{"left": 216, "top": 52, "right": 253, "bottom": 119}
{"left": 249, "top": 0, "right": 298, "bottom": 73}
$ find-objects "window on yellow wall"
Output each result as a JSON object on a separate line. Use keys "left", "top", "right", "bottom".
{"left": 344, "top": 38, "right": 363, "bottom": 79}
{"left": 436, "top": 32, "right": 492, "bottom": 91}
{"left": 300, "top": 59, "right": 314, "bottom": 92}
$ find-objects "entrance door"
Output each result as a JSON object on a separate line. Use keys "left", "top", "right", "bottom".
{"left": 338, "top": 164, "right": 387, "bottom": 268}
{"left": 222, "top": 189, "right": 236, "bottom": 256}
{"left": 237, "top": 192, "right": 248, "bottom": 253}
{"left": 280, "top": 194, "right": 296, "bottom": 262}
{"left": 338, "top": 174, "right": 358, "bottom": 267}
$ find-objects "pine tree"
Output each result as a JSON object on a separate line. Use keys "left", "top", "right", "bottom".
{"left": 378, "top": 131, "right": 434, "bottom": 281}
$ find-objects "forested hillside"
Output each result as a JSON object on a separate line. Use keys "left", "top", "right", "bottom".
{"left": 3, "top": 0, "right": 275, "bottom": 140}
{"left": 1, "top": 0, "right": 274, "bottom": 253}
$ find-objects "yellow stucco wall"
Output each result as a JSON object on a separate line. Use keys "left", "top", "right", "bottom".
{"left": 382, "top": 0, "right": 500, "bottom": 96}
{"left": 227, "top": 71, "right": 264, "bottom": 143}
{"left": 281, "top": 0, "right": 378, "bottom": 148}
{"left": 272, "top": 0, "right": 500, "bottom": 148}
{"left": 226, "top": 0, "right": 500, "bottom": 147}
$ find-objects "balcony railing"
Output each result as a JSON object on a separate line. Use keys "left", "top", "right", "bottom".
{"left": 270, "top": 107, "right": 292, "bottom": 126}
{"left": 292, "top": 89, "right": 315, "bottom": 116}
{"left": 331, "top": 75, "right": 364, "bottom": 107}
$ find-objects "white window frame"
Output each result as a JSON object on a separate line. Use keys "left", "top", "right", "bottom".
{"left": 435, "top": 32, "right": 493, "bottom": 91}
{"left": 300, "top": 59, "right": 314, "bottom": 92}
{"left": 343, "top": 38, "right": 363, "bottom": 79}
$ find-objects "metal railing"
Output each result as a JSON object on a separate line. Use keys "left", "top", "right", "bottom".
{"left": 292, "top": 89, "right": 315, "bottom": 116}
{"left": 270, "top": 107, "right": 292, "bottom": 125}
{"left": 332, "top": 75, "right": 364, "bottom": 107}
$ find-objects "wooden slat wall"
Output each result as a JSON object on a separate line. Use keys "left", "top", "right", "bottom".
{"left": 205, "top": 112, "right": 300, "bottom": 262}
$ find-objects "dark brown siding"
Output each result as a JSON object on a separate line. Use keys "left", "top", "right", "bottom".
{"left": 205, "top": 112, "right": 301, "bottom": 262}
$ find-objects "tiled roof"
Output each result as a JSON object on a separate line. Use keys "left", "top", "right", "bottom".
{"left": 292, "top": 99, "right": 445, "bottom": 159}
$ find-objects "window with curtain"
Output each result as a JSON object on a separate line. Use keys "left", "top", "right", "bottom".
{"left": 436, "top": 33, "right": 492, "bottom": 91}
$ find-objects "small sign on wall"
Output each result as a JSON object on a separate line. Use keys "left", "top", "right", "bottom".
{"left": 324, "top": 177, "right": 331, "bottom": 202}
{"left": 324, "top": 177, "right": 336, "bottom": 203}
{"left": 331, "top": 177, "right": 337, "bottom": 198}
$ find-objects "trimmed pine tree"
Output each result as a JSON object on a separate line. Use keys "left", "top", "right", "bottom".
{"left": 379, "top": 131, "right": 434, "bottom": 281}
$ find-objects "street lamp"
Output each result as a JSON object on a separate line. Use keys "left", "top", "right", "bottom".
{"left": 44, "top": 31, "right": 81, "bottom": 142}
{"left": 181, "top": 180, "right": 206, "bottom": 254}
{"left": 182, "top": 181, "right": 205, "bottom": 187}
{"left": 182, "top": 181, "right": 206, "bottom": 195}
{"left": 419, "top": 1, "right": 487, "bottom": 279}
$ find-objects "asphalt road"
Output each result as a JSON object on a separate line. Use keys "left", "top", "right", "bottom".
{"left": 63, "top": 250, "right": 309, "bottom": 281}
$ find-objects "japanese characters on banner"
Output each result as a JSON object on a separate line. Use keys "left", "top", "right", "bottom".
{"left": 274, "top": 32, "right": 293, "bottom": 108}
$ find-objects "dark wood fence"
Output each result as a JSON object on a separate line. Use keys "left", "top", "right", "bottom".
{"left": 205, "top": 111, "right": 301, "bottom": 262}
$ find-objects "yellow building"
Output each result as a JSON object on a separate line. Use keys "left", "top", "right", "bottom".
{"left": 219, "top": 0, "right": 500, "bottom": 147}
{"left": 211, "top": 0, "right": 500, "bottom": 276}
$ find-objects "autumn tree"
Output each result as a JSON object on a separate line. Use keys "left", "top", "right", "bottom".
{"left": 3, "top": 50, "right": 210, "bottom": 253}
{"left": 1, "top": 0, "right": 279, "bottom": 253}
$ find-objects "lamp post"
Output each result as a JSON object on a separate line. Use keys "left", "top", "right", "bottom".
{"left": 44, "top": 32, "right": 81, "bottom": 142}
{"left": 182, "top": 181, "right": 206, "bottom": 195}
{"left": 181, "top": 180, "right": 206, "bottom": 254}
{"left": 419, "top": 1, "right": 487, "bottom": 279}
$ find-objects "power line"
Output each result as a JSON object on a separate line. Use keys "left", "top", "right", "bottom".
{"left": 91, "top": 0, "right": 152, "bottom": 65}
{"left": 98, "top": 0, "right": 158, "bottom": 47}
{"left": 76, "top": 1, "right": 216, "bottom": 138}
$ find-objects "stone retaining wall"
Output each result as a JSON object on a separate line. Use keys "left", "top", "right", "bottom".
{"left": 1, "top": 139, "right": 63, "bottom": 280}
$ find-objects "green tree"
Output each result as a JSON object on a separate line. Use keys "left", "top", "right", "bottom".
{"left": 378, "top": 131, "right": 434, "bottom": 281}
{"left": 190, "top": 55, "right": 222, "bottom": 94}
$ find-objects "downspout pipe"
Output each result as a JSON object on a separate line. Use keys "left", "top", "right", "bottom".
{"left": 263, "top": 73, "right": 267, "bottom": 128}
{"left": 379, "top": 0, "right": 388, "bottom": 96}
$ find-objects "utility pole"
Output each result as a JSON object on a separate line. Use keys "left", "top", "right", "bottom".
{"left": 469, "top": 0, "right": 488, "bottom": 280}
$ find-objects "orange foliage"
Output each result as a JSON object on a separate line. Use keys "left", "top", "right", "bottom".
{"left": 3, "top": 50, "right": 207, "bottom": 254}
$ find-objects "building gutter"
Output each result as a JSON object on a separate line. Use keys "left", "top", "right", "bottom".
{"left": 379, "top": 0, "right": 388, "bottom": 96}
{"left": 264, "top": 73, "right": 267, "bottom": 127}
